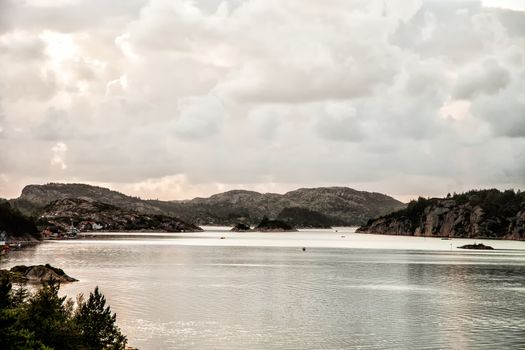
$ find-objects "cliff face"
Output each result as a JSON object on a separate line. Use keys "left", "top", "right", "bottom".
{"left": 38, "top": 198, "right": 202, "bottom": 233}
{"left": 357, "top": 190, "right": 525, "bottom": 240}
{"left": 13, "top": 184, "right": 404, "bottom": 226}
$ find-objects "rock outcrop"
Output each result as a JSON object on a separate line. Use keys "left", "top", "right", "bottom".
{"left": 38, "top": 198, "right": 202, "bottom": 233}
{"left": 357, "top": 189, "right": 525, "bottom": 240}
{"left": 1, "top": 264, "right": 77, "bottom": 283}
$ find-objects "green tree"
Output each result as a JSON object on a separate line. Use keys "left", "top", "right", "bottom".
{"left": 20, "top": 279, "right": 81, "bottom": 349}
{"left": 0, "top": 276, "right": 49, "bottom": 349}
{"left": 75, "top": 287, "right": 127, "bottom": 350}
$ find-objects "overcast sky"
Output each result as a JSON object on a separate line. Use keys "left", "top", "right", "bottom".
{"left": 0, "top": 0, "right": 524, "bottom": 201}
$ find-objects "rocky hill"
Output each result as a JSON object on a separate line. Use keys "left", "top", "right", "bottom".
{"left": 14, "top": 183, "right": 163, "bottom": 216}
{"left": 38, "top": 198, "right": 202, "bottom": 233}
{"left": 153, "top": 187, "right": 404, "bottom": 226}
{"left": 11, "top": 183, "right": 404, "bottom": 226}
{"left": 357, "top": 189, "right": 525, "bottom": 240}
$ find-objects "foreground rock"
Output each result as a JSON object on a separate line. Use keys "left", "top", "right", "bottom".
{"left": 254, "top": 217, "right": 297, "bottom": 232}
{"left": 357, "top": 189, "right": 525, "bottom": 240}
{"left": 38, "top": 198, "right": 202, "bottom": 234}
{"left": 1, "top": 264, "right": 77, "bottom": 283}
{"left": 458, "top": 243, "right": 494, "bottom": 250}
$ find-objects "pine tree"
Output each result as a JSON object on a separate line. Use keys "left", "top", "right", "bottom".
{"left": 75, "top": 287, "right": 127, "bottom": 350}
{"left": 21, "top": 279, "right": 78, "bottom": 349}
{"left": 0, "top": 276, "right": 48, "bottom": 349}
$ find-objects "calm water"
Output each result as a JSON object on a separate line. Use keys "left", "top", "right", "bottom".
{"left": 2, "top": 228, "right": 525, "bottom": 349}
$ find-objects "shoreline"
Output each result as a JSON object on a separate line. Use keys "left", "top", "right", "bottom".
{"left": 357, "top": 230, "right": 525, "bottom": 242}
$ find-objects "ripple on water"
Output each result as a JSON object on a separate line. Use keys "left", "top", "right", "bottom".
{"left": 2, "top": 236, "right": 525, "bottom": 350}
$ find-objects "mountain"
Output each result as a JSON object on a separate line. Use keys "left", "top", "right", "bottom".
{"left": 11, "top": 183, "right": 404, "bottom": 226}
{"left": 357, "top": 189, "right": 525, "bottom": 240}
{"left": 152, "top": 187, "right": 404, "bottom": 225}
{"left": 14, "top": 183, "right": 164, "bottom": 216}
{"left": 38, "top": 198, "right": 201, "bottom": 233}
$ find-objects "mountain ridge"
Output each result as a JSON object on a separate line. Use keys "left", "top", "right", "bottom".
{"left": 11, "top": 183, "right": 405, "bottom": 226}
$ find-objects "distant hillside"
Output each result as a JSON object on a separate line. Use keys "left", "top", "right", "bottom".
{"left": 11, "top": 183, "right": 405, "bottom": 226}
{"left": 276, "top": 207, "right": 342, "bottom": 228}
{"left": 157, "top": 187, "right": 404, "bottom": 226}
{"left": 357, "top": 189, "right": 525, "bottom": 240}
{"left": 38, "top": 198, "right": 202, "bottom": 233}
{"left": 0, "top": 200, "right": 39, "bottom": 241}
{"left": 13, "top": 183, "right": 163, "bottom": 216}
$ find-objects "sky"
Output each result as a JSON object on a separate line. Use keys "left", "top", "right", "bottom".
{"left": 0, "top": 0, "right": 524, "bottom": 202}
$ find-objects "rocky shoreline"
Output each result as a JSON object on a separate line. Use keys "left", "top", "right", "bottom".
{"left": 357, "top": 190, "right": 525, "bottom": 240}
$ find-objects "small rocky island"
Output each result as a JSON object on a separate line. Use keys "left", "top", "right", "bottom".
{"left": 0, "top": 264, "right": 77, "bottom": 283}
{"left": 253, "top": 217, "right": 297, "bottom": 232}
{"left": 231, "top": 223, "right": 251, "bottom": 232}
{"left": 276, "top": 207, "right": 336, "bottom": 229}
{"left": 458, "top": 243, "right": 494, "bottom": 250}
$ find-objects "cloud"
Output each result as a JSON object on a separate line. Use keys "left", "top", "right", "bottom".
{"left": 0, "top": 0, "right": 524, "bottom": 200}
{"left": 315, "top": 102, "right": 363, "bottom": 142}
{"left": 33, "top": 108, "right": 71, "bottom": 141}
{"left": 471, "top": 78, "right": 525, "bottom": 138}
{"left": 50, "top": 141, "right": 68, "bottom": 170}
{"left": 173, "top": 94, "right": 226, "bottom": 140}
{"left": 453, "top": 59, "right": 510, "bottom": 99}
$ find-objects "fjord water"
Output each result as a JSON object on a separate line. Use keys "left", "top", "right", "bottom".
{"left": 2, "top": 228, "right": 525, "bottom": 349}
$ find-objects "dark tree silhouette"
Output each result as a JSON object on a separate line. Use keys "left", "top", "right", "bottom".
{"left": 75, "top": 287, "right": 127, "bottom": 350}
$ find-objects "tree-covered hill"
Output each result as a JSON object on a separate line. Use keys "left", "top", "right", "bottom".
{"left": 357, "top": 189, "right": 525, "bottom": 240}
{"left": 0, "top": 200, "right": 39, "bottom": 240}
